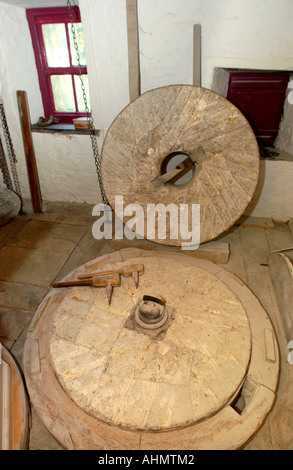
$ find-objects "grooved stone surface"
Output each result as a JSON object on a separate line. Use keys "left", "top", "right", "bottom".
{"left": 50, "top": 255, "right": 251, "bottom": 431}
{"left": 0, "top": 187, "right": 21, "bottom": 226}
{"left": 101, "top": 85, "right": 260, "bottom": 245}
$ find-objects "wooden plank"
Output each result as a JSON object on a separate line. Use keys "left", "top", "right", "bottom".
{"left": 216, "top": 268, "right": 279, "bottom": 393}
{"left": 264, "top": 328, "right": 276, "bottom": 363}
{"left": 238, "top": 226, "right": 270, "bottom": 267}
{"left": 16, "top": 90, "right": 42, "bottom": 213}
{"left": 217, "top": 228, "right": 247, "bottom": 281}
{"left": 236, "top": 216, "right": 274, "bottom": 229}
{"left": 84, "top": 254, "right": 110, "bottom": 270}
{"left": 126, "top": 0, "right": 141, "bottom": 102}
{"left": 109, "top": 239, "right": 230, "bottom": 264}
{"left": 0, "top": 358, "right": 12, "bottom": 450}
{"left": 30, "top": 339, "right": 41, "bottom": 375}
{"left": 193, "top": 24, "right": 202, "bottom": 87}
{"left": 1, "top": 345, "right": 29, "bottom": 450}
{"left": 269, "top": 252, "right": 293, "bottom": 343}
{"left": 265, "top": 221, "right": 293, "bottom": 252}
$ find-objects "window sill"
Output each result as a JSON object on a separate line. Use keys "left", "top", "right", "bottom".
{"left": 31, "top": 123, "right": 101, "bottom": 136}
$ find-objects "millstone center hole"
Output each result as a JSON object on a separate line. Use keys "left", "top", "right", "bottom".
{"left": 161, "top": 152, "right": 196, "bottom": 186}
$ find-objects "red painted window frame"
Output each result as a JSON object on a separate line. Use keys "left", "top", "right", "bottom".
{"left": 26, "top": 6, "right": 89, "bottom": 124}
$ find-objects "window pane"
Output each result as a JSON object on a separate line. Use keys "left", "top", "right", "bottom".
{"left": 68, "top": 23, "right": 87, "bottom": 66}
{"left": 74, "top": 75, "right": 91, "bottom": 112}
{"left": 42, "top": 24, "right": 70, "bottom": 67}
{"left": 51, "top": 75, "right": 75, "bottom": 112}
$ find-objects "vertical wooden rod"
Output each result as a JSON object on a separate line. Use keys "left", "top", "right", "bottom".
{"left": 193, "top": 24, "right": 202, "bottom": 87}
{"left": 126, "top": 0, "right": 141, "bottom": 102}
{"left": 17, "top": 90, "right": 42, "bottom": 213}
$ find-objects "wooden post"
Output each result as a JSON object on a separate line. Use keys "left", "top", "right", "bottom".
{"left": 193, "top": 24, "right": 202, "bottom": 87}
{"left": 126, "top": 0, "right": 141, "bottom": 102}
{"left": 17, "top": 90, "right": 42, "bottom": 213}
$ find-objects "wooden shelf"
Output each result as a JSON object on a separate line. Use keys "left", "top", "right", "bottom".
{"left": 31, "top": 123, "right": 100, "bottom": 136}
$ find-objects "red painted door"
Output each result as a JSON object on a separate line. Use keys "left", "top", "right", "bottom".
{"left": 227, "top": 71, "right": 290, "bottom": 146}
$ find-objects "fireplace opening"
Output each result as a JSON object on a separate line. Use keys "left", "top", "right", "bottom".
{"left": 212, "top": 68, "right": 293, "bottom": 161}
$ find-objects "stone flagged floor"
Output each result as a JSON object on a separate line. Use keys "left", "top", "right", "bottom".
{"left": 0, "top": 199, "right": 293, "bottom": 450}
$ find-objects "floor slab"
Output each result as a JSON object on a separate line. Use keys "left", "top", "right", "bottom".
{"left": 0, "top": 246, "right": 70, "bottom": 288}
{"left": 6, "top": 220, "right": 87, "bottom": 255}
{"left": 0, "top": 306, "right": 33, "bottom": 342}
{"left": 0, "top": 214, "right": 30, "bottom": 249}
{"left": 0, "top": 280, "right": 47, "bottom": 311}
{"left": 23, "top": 200, "right": 95, "bottom": 227}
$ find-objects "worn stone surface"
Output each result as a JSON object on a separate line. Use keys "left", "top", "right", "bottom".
{"left": 23, "top": 200, "right": 95, "bottom": 227}
{"left": 0, "top": 280, "right": 47, "bottom": 311}
{"left": 50, "top": 256, "right": 251, "bottom": 431}
{"left": 0, "top": 187, "right": 21, "bottom": 226}
{"left": 0, "top": 245, "right": 69, "bottom": 287}
{"left": 101, "top": 85, "right": 260, "bottom": 245}
{"left": 23, "top": 249, "right": 280, "bottom": 450}
{"left": 0, "top": 214, "right": 30, "bottom": 249}
{"left": 108, "top": 237, "right": 231, "bottom": 264}
{"left": 7, "top": 220, "right": 87, "bottom": 255}
{"left": 0, "top": 306, "right": 33, "bottom": 341}
{"left": 54, "top": 226, "right": 104, "bottom": 282}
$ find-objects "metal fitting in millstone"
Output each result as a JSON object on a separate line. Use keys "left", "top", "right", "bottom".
{"left": 135, "top": 295, "right": 168, "bottom": 330}
{"left": 124, "top": 294, "right": 175, "bottom": 340}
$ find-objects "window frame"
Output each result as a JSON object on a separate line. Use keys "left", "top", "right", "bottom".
{"left": 26, "top": 6, "right": 89, "bottom": 124}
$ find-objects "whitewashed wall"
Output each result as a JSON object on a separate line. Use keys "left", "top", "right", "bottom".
{"left": 138, "top": 0, "right": 293, "bottom": 91}
{"left": 0, "top": 2, "right": 42, "bottom": 198}
{"left": 0, "top": 2, "right": 103, "bottom": 204}
{"left": 245, "top": 160, "right": 293, "bottom": 221}
{"left": 79, "top": 0, "right": 129, "bottom": 133}
{"left": 0, "top": 0, "right": 293, "bottom": 218}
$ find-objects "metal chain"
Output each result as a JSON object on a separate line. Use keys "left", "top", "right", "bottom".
{"left": 0, "top": 101, "right": 22, "bottom": 198}
{"left": 0, "top": 133, "right": 13, "bottom": 190}
{"left": 67, "top": 0, "right": 107, "bottom": 204}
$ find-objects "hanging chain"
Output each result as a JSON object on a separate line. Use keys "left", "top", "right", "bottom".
{"left": 67, "top": 0, "right": 107, "bottom": 204}
{"left": 0, "top": 133, "right": 13, "bottom": 190}
{"left": 0, "top": 100, "right": 22, "bottom": 198}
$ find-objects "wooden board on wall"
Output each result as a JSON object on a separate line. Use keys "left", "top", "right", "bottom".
{"left": 193, "top": 24, "right": 202, "bottom": 87}
{"left": 126, "top": 0, "right": 141, "bottom": 102}
{"left": 17, "top": 90, "right": 42, "bottom": 213}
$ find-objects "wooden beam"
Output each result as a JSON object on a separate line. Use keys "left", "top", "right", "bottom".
{"left": 126, "top": 0, "right": 141, "bottom": 102}
{"left": 1, "top": 344, "right": 29, "bottom": 450}
{"left": 193, "top": 24, "right": 202, "bottom": 87}
{"left": 235, "top": 216, "right": 275, "bottom": 229}
{"left": 109, "top": 239, "right": 230, "bottom": 265}
{"left": 17, "top": 90, "right": 42, "bottom": 213}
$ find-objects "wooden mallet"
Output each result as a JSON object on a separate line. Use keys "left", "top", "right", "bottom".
{"left": 77, "top": 263, "right": 144, "bottom": 288}
{"left": 52, "top": 273, "right": 120, "bottom": 305}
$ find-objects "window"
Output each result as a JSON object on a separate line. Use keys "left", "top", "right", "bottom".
{"left": 26, "top": 6, "right": 91, "bottom": 124}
